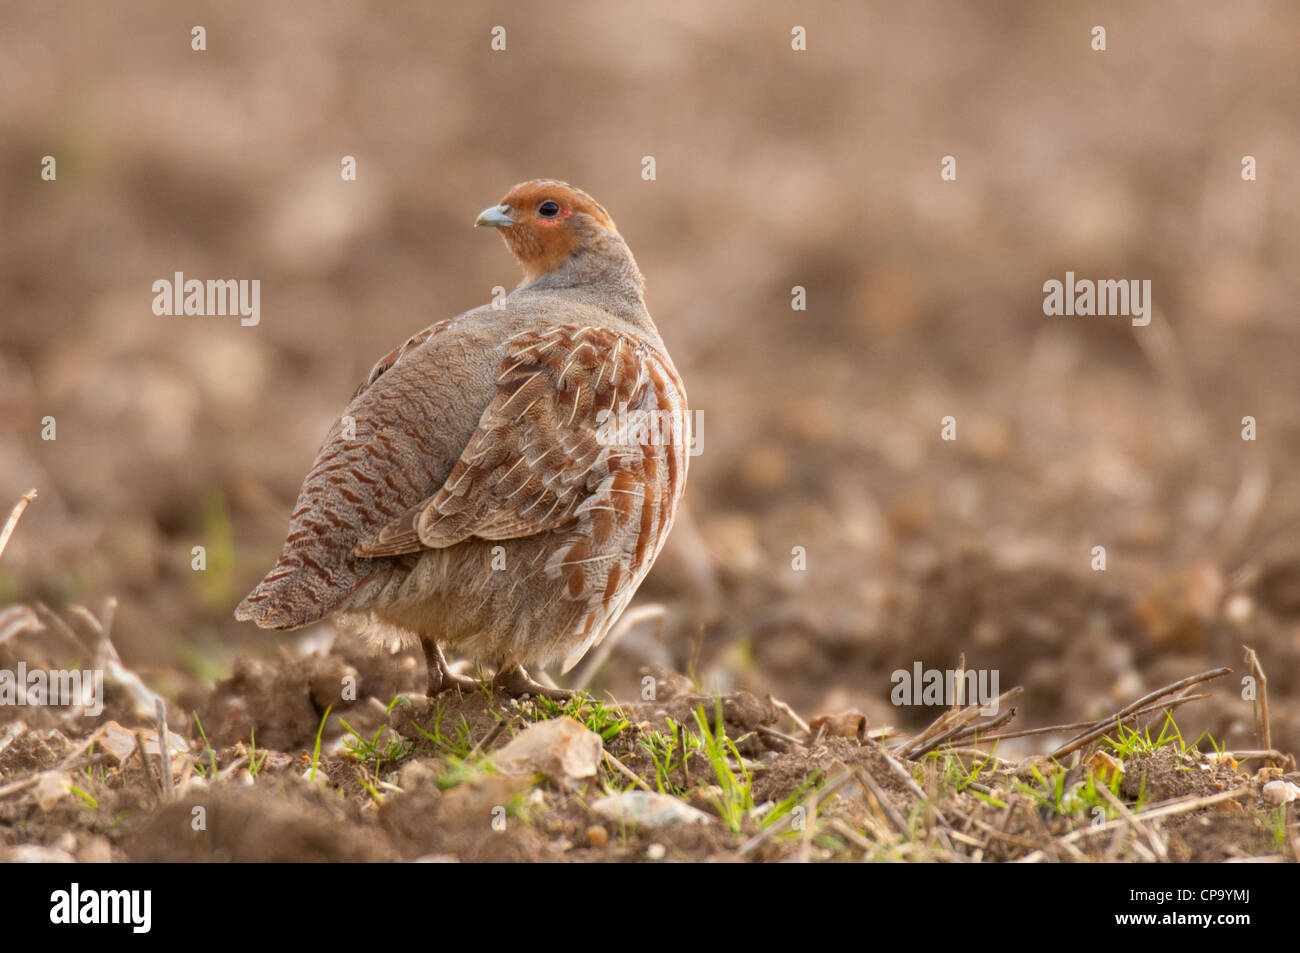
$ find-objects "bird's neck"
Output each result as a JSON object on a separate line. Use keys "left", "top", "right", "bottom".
{"left": 522, "top": 231, "right": 654, "bottom": 331}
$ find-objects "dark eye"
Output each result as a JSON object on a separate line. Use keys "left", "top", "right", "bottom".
{"left": 538, "top": 201, "right": 561, "bottom": 218}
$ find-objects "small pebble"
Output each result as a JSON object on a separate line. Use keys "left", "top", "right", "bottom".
{"left": 1262, "top": 780, "right": 1299, "bottom": 805}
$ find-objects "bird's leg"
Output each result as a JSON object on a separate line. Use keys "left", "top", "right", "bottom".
{"left": 423, "top": 641, "right": 484, "bottom": 696}
{"left": 492, "top": 662, "right": 575, "bottom": 702}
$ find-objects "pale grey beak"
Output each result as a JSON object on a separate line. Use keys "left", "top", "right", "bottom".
{"left": 475, "top": 204, "right": 515, "bottom": 228}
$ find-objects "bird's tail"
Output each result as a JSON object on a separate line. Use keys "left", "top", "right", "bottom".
{"left": 234, "top": 569, "right": 322, "bottom": 630}
{"left": 234, "top": 547, "right": 369, "bottom": 629}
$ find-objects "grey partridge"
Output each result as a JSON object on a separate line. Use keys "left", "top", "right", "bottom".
{"left": 236, "top": 180, "right": 689, "bottom": 699}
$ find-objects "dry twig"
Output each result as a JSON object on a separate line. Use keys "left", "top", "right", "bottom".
{"left": 0, "top": 488, "right": 37, "bottom": 562}
{"left": 155, "top": 699, "right": 174, "bottom": 801}
{"left": 602, "top": 750, "right": 655, "bottom": 793}
{"left": 1049, "top": 668, "right": 1230, "bottom": 760}
{"left": 1242, "top": 646, "right": 1271, "bottom": 755}
{"left": 134, "top": 730, "right": 162, "bottom": 805}
{"left": 1016, "top": 787, "right": 1252, "bottom": 862}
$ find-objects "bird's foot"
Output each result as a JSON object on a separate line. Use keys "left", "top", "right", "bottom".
{"left": 424, "top": 643, "right": 486, "bottom": 696}
{"left": 493, "top": 663, "right": 575, "bottom": 702}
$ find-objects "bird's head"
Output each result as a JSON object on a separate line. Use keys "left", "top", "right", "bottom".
{"left": 476, "top": 179, "right": 621, "bottom": 285}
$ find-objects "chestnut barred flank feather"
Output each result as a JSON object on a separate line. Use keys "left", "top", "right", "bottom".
{"left": 236, "top": 180, "right": 687, "bottom": 678}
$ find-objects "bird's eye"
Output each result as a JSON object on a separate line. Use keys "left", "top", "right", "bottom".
{"left": 538, "top": 201, "right": 561, "bottom": 218}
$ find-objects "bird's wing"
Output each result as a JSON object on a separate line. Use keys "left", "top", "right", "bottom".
{"left": 352, "top": 319, "right": 453, "bottom": 400}
{"left": 354, "top": 323, "right": 658, "bottom": 557}
{"left": 234, "top": 316, "right": 477, "bottom": 629}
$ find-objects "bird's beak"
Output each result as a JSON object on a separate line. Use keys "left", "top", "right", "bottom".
{"left": 475, "top": 204, "right": 515, "bottom": 228}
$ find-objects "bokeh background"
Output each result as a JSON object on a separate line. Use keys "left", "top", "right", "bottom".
{"left": 3, "top": 1, "right": 1299, "bottom": 752}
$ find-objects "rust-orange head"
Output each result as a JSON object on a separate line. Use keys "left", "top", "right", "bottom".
{"left": 475, "top": 179, "right": 620, "bottom": 285}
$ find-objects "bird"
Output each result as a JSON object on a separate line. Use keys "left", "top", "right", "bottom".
{"left": 235, "top": 179, "right": 689, "bottom": 700}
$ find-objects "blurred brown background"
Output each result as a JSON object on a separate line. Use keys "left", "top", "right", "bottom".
{"left": 2, "top": 1, "right": 1298, "bottom": 751}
